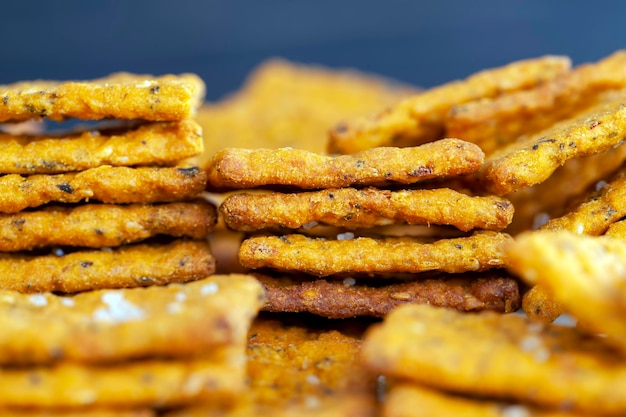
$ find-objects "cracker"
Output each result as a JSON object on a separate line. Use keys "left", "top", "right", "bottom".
{"left": 0, "top": 347, "right": 244, "bottom": 409}
{"left": 0, "top": 166, "right": 206, "bottom": 213}
{"left": 254, "top": 271, "right": 520, "bottom": 318}
{"left": 0, "top": 120, "right": 203, "bottom": 174}
{"left": 0, "top": 240, "right": 215, "bottom": 293}
{"left": 479, "top": 99, "right": 626, "bottom": 195}
{"left": 508, "top": 231, "right": 626, "bottom": 356}
{"left": 0, "top": 200, "right": 216, "bottom": 251}
{"left": 0, "top": 72, "right": 205, "bottom": 122}
{"left": 196, "top": 58, "right": 415, "bottom": 163}
{"left": 328, "top": 55, "right": 571, "bottom": 154}
{"left": 520, "top": 284, "right": 564, "bottom": 324}
{"left": 541, "top": 166, "right": 626, "bottom": 235}
{"left": 221, "top": 187, "right": 513, "bottom": 232}
{"left": 0, "top": 274, "right": 265, "bottom": 365}
{"left": 385, "top": 383, "right": 587, "bottom": 417}
{"left": 0, "top": 409, "right": 154, "bottom": 417}
{"left": 503, "top": 144, "right": 626, "bottom": 234}
{"left": 207, "top": 139, "right": 484, "bottom": 191}
{"left": 446, "top": 51, "right": 626, "bottom": 155}
{"left": 361, "top": 303, "right": 626, "bottom": 415}
{"left": 238, "top": 231, "right": 512, "bottom": 276}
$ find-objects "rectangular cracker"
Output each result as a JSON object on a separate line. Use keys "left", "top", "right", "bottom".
{"left": 385, "top": 383, "right": 587, "bottom": 417}
{"left": 327, "top": 55, "right": 571, "bottom": 154}
{"left": 221, "top": 187, "right": 513, "bottom": 232}
{"left": 0, "top": 347, "right": 244, "bottom": 409}
{"left": 0, "top": 274, "right": 265, "bottom": 365}
{"left": 207, "top": 139, "right": 484, "bottom": 190}
{"left": 0, "top": 72, "right": 205, "bottom": 122}
{"left": 0, "top": 120, "right": 203, "bottom": 174}
{"left": 508, "top": 231, "right": 626, "bottom": 356}
{"left": 446, "top": 50, "right": 626, "bottom": 155}
{"left": 0, "top": 240, "right": 215, "bottom": 293}
{"left": 0, "top": 200, "right": 216, "bottom": 251}
{"left": 254, "top": 271, "right": 520, "bottom": 318}
{"left": 238, "top": 231, "right": 512, "bottom": 276}
{"left": 361, "top": 303, "right": 626, "bottom": 415}
{"left": 479, "top": 98, "right": 626, "bottom": 195}
{"left": 0, "top": 166, "right": 207, "bottom": 213}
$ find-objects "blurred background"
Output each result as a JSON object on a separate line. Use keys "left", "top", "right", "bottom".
{"left": 1, "top": 0, "right": 624, "bottom": 100}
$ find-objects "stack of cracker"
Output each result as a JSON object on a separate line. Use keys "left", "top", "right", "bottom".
{"left": 207, "top": 139, "right": 520, "bottom": 318}
{"left": 0, "top": 74, "right": 265, "bottom": 414}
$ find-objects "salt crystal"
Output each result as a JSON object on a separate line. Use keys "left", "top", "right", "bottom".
{"left": 337, "top": 232, "right": 355, "bottom": 241}
{"left": 92, "top": 292, "right": 145, "bottom": 323}
{"left": 201, "top": 282, "right": 219, "bottom": 295}
{"left": 29, "top": 294, "right": 48, "bottom": 307}
{"left": 343, "top": 278, "right": 356, "bottom": 287}
{"left": 60, "top": 297, "right": 75, "bottom": 307}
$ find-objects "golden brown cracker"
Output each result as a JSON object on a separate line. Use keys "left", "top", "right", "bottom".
{"left": 361, "top": 303, "right": 626, "bottom": 415}
{"left": 0, "top": 120, "right": 203, "bottom": 174}
{"left": 508, "top": 231, "right": 626, "bottom": 356}
{"left": 197, "top": 58, "right": 415, "bottom": 164}
{"left": 207, "top": 139, "right": 484, "bottom": 191}
{"left": 254, "top": 271, "right": 520, "bottom": 318}
{"left": 503, "top": 144, "right": 626, "bottom": 235}
{"left": 0, "top": 166, "right": 206, "bottom": 213}
{"left": 446, "top": 51, "right": 626, "bottom": 155}
{"left": 0, "top": 409, "right": 155, "bottom": 417}
{"left": 385, "top": 383, "right": 589, "bottom": 417}
{"left": 221, "top": 187, "right": 513, "bottom": 232}
{"left": 541, "top": 166, "right": 626, "bottom": 235}
{"left": 239, "top": 231, "right": 512, "bottom": 276}
{"left": 328, "top": 55, "right": 571, "bottom": 154}
{"left": 521, "top": 284, "right": 564, "bottom": 324}
{"left": 0, "top": 72, "right": 205, "bottom": 123}
{"left": 604, "top": 218, "right": 626, "bottom": 238}
{"left": 0, "top": 240, "right": 215, "bottom": 293}
{"left": 479, "top": 99, "right": 626, "bottom": 196}
{"left": 0, "top": 348, "right": 244, "bottom": 409}
{"left": 0, "top": 201, "right": 216, "bottom": 252}
{"left": 0, "top": 274, "right": 265, "bottom": 365}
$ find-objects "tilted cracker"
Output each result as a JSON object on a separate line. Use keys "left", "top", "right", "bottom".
{"left": 221, "top": 187, "right": 513, "bottom": 232}
{"left": 327, "top": 55, "right": 571, "bottom": 154}
{"left": 208, "top": 139, "right": 484, "bottom": 191}
{"left": 0, "top": 274, "right": 265, "bottom": 364}
{"left": 479, "top": 99, "right": 626, "bottom": 195}
{"left": 503, "top": 144, "right": 626, "bottom": 235}
{"left": 446, "top": 50, "right": 626, "bottom": 155}
{"left": 508, "top": 231, "right": 626, "bottom": 356}
{"left": 0, "top": 166, "right": 206, "bottom": 213}
{"left": 0, "top": 201, "right": 216, "bottom": 252}
{"left": 0, "top": 120, "right": 203, "bottom": 175}
{"left": 385, "top": 383, "right": 588, "bottom": 417}
{"left": 239, "top": 231, "right": 511, "bottom": 276}
{"left": 521, "top": 284, "right": 564, "bottom": 324}
{"left": 0, "top": 347, "right": 244, "bottom": 409}
{"left": 0, "top": 72, "right": 205, "bottom": 123}
{"left": 541, "top": 166, "right": 626, "bottom": 235}
{"left": 254, "top": 271, "right": 520, "bottom": 318}
{"left": 0, "top": 240, "right": 215, "bottom": 293}
{"left": 361, "top": 303, "right": 626, "bottom": 415}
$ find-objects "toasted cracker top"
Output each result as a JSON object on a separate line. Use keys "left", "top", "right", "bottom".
{"left": 0, "top": 72, "right": 205, "bottom": 122}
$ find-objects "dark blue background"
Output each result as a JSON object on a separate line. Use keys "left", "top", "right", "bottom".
{"left": 1, "top": 1, "right": 624, "bottom": 100}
